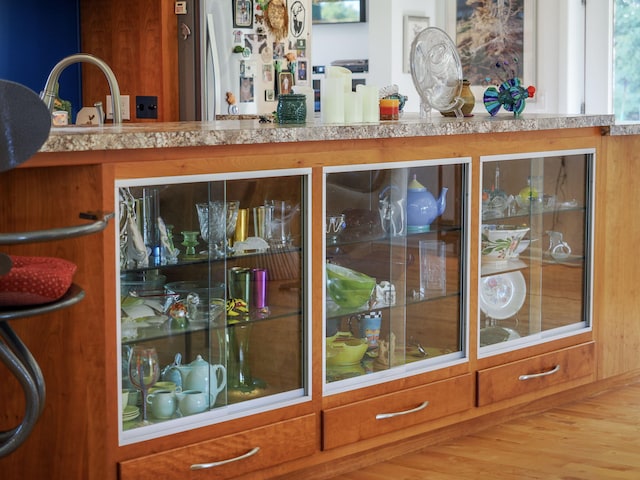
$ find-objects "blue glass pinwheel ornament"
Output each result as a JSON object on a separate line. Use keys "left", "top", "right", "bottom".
{"left": 483, "top": 78, "right": 535, "bottom": 116}
{"left": 482, "top": 59, "right": 535, "bottom": 116}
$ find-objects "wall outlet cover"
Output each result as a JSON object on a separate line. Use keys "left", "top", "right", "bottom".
{"left": 136, "top": 95, "right": 158, "bottom": 119}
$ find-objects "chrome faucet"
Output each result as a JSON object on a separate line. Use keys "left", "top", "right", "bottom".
{"left": 41, "top": 53, "right": 122, "bottom": 124}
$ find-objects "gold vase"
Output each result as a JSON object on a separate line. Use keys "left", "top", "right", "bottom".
{"left": 442, "top": 80, "right": 475, "bottom": 117}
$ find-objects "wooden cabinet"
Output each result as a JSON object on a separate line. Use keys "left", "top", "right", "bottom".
{"left": 0, "top": 125, "right": 616, "bottom": 480}
{"left": 119, "top": 414, "right": 316, "bottom": 479}
{"left": 477, "top": 342, "right": 596, "bottom": 406}
{"left": 323, "top": 374, "right": 474, "bottom": 449}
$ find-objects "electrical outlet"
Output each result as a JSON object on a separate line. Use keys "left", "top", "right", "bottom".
{"left": 105, "top": 95, "right": 131, "bottom": 120}
{"left": 136, "top": 96, "right": 158, "bottom": 119}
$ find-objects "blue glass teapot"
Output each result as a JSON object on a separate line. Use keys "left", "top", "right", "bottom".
{"left": 406, "top": 174, "right": 448, "bottom": 232}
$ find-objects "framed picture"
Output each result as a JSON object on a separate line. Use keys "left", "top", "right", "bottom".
{"left": 298, "top": 60, "right": 308, "bottom": 81}
{"left": 239, "top": 77, "right": 254, "bottom": 103}
{"left": 233, "top": 0, "right": 253, "bottom": 29}
{"left": 278, "top": 71, "right": 294, "bottom": 95}
{"left": 447, "top": 0, "right": 536, "bottom": 93}
{"left": 403, "top": 16, "right": 430, "bottom": 73}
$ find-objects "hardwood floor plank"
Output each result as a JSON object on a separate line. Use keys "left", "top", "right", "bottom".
{"left": 327, "top": 382, "right": 640, "bottom": 480}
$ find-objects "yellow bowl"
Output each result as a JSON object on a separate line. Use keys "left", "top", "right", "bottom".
{"left": 326, "top": 332, "right": 368, "bottom": 366}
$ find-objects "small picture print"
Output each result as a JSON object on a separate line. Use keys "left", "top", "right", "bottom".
{"left": 279, "top": 71, "right": 294, "bottom": 95}
{"left": 265, "top": 89, "right": 275, "bottom": 102}
{"left": 239, "top": 77, "right": 254, "bottom": 103}
{"left": 262, "top": 63, "right": 274, "bottom": 83}
{"left": 273, "top": 42, "right": 285, "bottom": 59}
{"left": 233, "top": 0, "right": 253, "bottom": 29}
{"left": 298, "top": 60, "right": 307, "bottom": 81}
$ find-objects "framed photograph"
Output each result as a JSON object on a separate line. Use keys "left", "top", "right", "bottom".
{"left": 447, "top": 0, "right": 536, "bottom": 92}
{"left": 265, "top": 89, "right": 276, "bottom": 102}
{"left": 239, "top": 77, "right": 254, "bottom": 103}
{"left": 403, "top": 16, "right": 430, "bottom": 73}
{"left": 298, "top": 60, "right": 308, "bottom": 81}
{"left": 278, "top": 71, "right": 294, "bottom": 95}
{"left": 233, "top": 0, "right": 253, "bottom": 29}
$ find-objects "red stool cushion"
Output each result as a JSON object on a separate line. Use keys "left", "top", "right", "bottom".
{"left": 0, "top": 255, "right": 77, "bottom": 306}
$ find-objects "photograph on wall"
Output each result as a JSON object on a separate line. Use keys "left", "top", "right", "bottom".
{"left": 456, "top": 0, "right": 525, "bottom": 85}
{"left": 262, "top": 63, "right": 274, "bottom": 83}
{"left": 290, "top": 1, "right": 306, "bottom": 38}
{"left": 298, "top": 60, "right": 307, "bottom": 81}
{"left": 233, "top": 0, "right": 253, "bottom": 28}
{"left": 278, "top": 71, "right": 294, "bottom": 95}
{"left": 239, "top": 77, "right": 255, "bottom": 102}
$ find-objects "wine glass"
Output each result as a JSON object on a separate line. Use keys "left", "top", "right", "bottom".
{"left": 128, "top": 345, "right": 160, "bottom": 423}
{"left": 196, "top": 201, "right": 226, "bottom": 257}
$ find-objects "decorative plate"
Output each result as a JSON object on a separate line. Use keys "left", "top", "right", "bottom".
{"left": 409, "top": 27, "right": 464, "bottom": 114}
{"left": 479, "top": 271, "right": 527, "bottom": 320}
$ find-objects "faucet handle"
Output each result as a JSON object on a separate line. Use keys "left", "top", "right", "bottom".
{"left": 93, "top": 102, "right": 104, "bottom": 126}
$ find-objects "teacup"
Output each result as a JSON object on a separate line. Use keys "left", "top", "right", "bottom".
{"left": 146, "top": 389, "right": 178, "bottom": 419}
{"left": 176, "top": 389, "right": 213, "bottom": 416}
{"left": 125, "top": 388, "right": 140, "bottom": 406}
{"left": 121, "top": 390, "right": 129, "bottom": 413}
{"left": 150, "top": 381, "right": 180, "bottom": 393}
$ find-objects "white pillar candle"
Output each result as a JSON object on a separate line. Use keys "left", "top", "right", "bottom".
{"left": 358, "top": 84, "right": 380, "bottom": 123}
{"left": 344, "top": 91, "right": 363, "bottom": 124}
{"left": 326, "top": 66, "right": 352, "bottom": 94}
{"left": 292, "top": 85, "right": 315, "bottom": 122}
{"left": 322, "top": 77, "right": 345, "bottom": 124}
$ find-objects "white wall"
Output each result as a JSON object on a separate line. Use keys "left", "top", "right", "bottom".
{"left": 311, "top": 0, "right": 611, "bottom": 115}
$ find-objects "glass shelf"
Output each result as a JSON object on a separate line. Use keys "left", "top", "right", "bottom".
{"left": 116, "top": 170, "right": 310, "bottom": 444}
{"left": 479, "top": 150, "right": 594, "bottom": 354}
{"left": 324, "top": 160, "right": 470, "bottom": 391}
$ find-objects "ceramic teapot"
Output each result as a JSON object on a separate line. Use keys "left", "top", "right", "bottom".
{"left": 182, "top": 355, "right": 227, "bottom": 406}
{"left": 406, "top": 174, "right": 448, "bottom": 232}
{"left": 163, "top": 354, "right": 226, "bottom": 403}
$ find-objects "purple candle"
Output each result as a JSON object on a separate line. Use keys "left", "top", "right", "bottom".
{"left": 252, "top": 268, "right": 268, "bottom": 309}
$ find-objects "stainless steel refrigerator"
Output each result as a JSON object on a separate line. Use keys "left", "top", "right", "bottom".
{"left": 177, "top": 0, "right": 312, "bottom": 121}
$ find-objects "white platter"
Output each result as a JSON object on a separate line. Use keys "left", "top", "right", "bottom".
{"left": 479, "top": 271, "right": 527, "bottom": 320}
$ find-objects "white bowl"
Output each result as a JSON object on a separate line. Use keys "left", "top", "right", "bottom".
{"left": 481, "top": 225, "right": 530, "bottom": 262}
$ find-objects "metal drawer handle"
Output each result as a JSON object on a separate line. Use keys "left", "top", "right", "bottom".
{"left": 519, "top": 364, "right": 561, "bottom": 381}
{"left": 190, "top": 446, "right": 260, "bottom": 470}
{"left": 376, "top": 400, "right": 429, "bottom": 420}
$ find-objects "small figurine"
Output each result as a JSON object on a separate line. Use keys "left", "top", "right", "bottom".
{"left": 484, "top": 78, "right": 535, "bottom": 116}
{"left": 483, "top": 58, "right": 535, "bottom": 117}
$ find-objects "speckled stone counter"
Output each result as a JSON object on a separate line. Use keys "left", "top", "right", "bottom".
{"left": 608, "top": 122, "right": 640, "bottom": 136}
{"left": 40, "top": 113, "right": 616, "bottom": 153}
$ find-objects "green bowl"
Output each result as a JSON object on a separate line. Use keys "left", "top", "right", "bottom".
{"left": 326, "top": 263, "right": 375, "bottom": 309}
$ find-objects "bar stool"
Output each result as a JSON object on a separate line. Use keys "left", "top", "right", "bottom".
{"left": 0, "top": 79, "right": 113, "bottom": 457}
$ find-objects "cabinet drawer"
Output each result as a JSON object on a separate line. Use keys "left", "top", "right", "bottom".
{"left": 322, "top": 374, "right": 474, "bottom": 450}
{"left": 119, "top": 414, "right": 316, "bottom": 480}
{"left": 477, "top": 342, "right": 595, "bottom": 407}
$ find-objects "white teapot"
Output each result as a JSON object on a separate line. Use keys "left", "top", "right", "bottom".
{"left": 183, "top": 355, "right": 226, "bottom": 406}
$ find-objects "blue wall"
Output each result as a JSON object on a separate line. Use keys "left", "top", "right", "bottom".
{"left": 0, "top": 1, "right": 82, "bottom": 117}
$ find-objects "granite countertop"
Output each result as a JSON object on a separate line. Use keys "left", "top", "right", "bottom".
{"left": 40, "top": 113, "right": 616, "bottom": 153}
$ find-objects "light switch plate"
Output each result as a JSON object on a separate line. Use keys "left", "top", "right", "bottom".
{"left": 106, "top": 95, "right": 131, "bottom": 120}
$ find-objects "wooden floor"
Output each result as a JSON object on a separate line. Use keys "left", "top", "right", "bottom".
{"left": 329, "top": 382, "right": 640, "bottom": 479}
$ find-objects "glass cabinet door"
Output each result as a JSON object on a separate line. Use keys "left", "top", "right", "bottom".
{"left": 116, "top": 170, "right": 310, "bottom": 444}
{"left": 324, "top": 160, "right": 470, "bottom": 393}
{"left": 479, "top": 149, "right": 594, "bottom": 354}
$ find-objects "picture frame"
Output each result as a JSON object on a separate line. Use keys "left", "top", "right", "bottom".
{"left": 298, "top": 60, "right": 308, "bottom": 81}
{"left": 233, "top": 0, "right": 253, "bottom": 29}
{"left": 403, "top": 15, "right": 430, "bottom": 73}
{"left": 446, "top": 0, "right": 536, "bottom": 95}
{"left": 278, "top": 71, "right": 294, "bottom": 95}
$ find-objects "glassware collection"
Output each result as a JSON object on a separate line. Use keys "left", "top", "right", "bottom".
{"left": 117, "top": 175, "right": 306, "bottom": 437}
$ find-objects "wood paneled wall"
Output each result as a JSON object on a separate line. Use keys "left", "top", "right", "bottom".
{"left": 80, "top": 0, "right": 179, "bottom": 122}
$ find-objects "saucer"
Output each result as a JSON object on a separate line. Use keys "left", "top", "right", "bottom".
{"left": 122, "top": 405, "right": 140, "bottom": 421}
